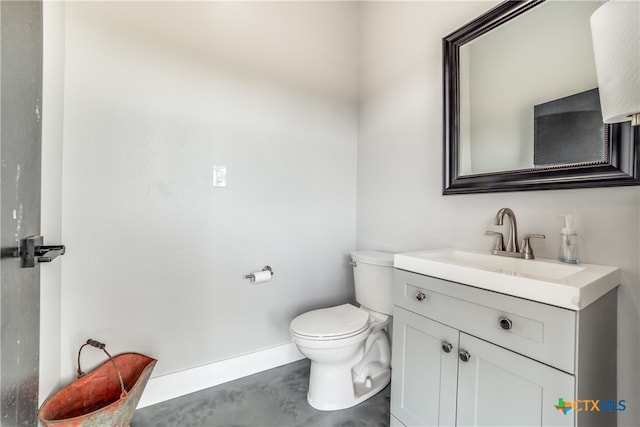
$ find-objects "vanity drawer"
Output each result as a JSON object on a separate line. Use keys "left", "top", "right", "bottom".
{"left": 394, "top": 269, "right": 576, "bottom": 373}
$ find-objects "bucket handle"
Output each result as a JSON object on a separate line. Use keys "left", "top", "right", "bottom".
{"left": 77, "top": 339, "right": 128, "bottom": 398}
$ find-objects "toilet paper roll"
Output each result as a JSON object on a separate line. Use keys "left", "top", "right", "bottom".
{"left": 252, "top": 270, "right": 272, "bottom": 283}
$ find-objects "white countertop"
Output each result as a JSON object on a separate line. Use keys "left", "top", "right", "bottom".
{"left": 394, "top": 248, "right": 620, "bottom": 310}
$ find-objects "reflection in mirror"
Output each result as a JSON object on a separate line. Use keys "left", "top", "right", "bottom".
{"left": 459, "top": 0, "right": 602, "bottom": 175}
{"left": 443, "top": 0, "right": 640, "bottom": 194}
{"left": 533, "top": 88, "right": 605, "bottom": 167}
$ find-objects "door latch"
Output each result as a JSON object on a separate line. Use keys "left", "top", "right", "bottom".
{"left": 2, "top": 235, "right": 65, "bottom": 268}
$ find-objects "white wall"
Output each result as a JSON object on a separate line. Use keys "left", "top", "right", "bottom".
{"left": 39, "top": 0, "right": 64, "bottom": 405}
{"left": 57, "top": 1, "right": 358, "bottom": 382}
{"left": 358, "top": 2, "right": 639, "bottom": 426}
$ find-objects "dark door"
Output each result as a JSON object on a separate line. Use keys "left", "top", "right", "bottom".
{"left": 0, "top": 1, "right": 43, "bottom": 425}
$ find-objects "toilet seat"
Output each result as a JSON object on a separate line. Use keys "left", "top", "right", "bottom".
{"left": 290, "top": 304, "right": 369, "bottom": 341}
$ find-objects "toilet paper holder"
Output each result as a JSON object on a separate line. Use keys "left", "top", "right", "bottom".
{"left": 244, "top": 265, "right": 274, "bottom": 281}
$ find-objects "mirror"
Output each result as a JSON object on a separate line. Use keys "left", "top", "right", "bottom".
{"left": 443, "top": 0, "right": 640, "bottom": 194}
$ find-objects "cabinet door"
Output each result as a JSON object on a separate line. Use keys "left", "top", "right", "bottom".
{"left": 391, "top": 307, "right": 459, "bottom": 427}
{"left": 456, "top": 333, "right": 575, "bottom": 427}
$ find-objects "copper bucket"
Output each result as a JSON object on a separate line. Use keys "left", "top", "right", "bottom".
{"left": 38, "top": 339, "right": 157, "bottom": 427}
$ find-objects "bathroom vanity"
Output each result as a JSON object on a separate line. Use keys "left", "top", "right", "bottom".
{"left": 390, "top": 249, "right": 620, "bottom": 427}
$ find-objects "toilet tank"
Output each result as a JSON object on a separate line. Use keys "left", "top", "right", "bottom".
{"left": 351, "top": 251, "right": 395, "bottom": 315}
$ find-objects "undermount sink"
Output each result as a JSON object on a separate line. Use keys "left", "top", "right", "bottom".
{"left": 394, "top": 248, "right": 620, "bottom": 310}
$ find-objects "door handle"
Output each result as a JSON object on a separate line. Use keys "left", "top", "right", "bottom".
{"left": 37, "top": 247, "right": 65, "bottom": 263}
{"left": 1, "top": 235, "right": 65, "bottom": 267}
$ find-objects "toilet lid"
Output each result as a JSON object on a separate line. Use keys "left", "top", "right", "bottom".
{"left": 290, "top": 304, "right": 369, "bottom": 339}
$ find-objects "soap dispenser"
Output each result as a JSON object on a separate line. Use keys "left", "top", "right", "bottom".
{"left": 559, "top": 214, "right": 580, "bottom": 264}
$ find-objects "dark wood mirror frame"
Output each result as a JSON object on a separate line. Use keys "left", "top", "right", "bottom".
{"left": 443, "top": 0, "right": 640, "bottom": 195}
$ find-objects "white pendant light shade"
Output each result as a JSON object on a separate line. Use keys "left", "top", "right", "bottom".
{"left": 590, "top": 0, "right": 640, "bottom": 125}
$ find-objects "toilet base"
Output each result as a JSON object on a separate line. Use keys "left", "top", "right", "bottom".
{"left": 305, "top": 329, "right": 391, "bottom": 411}
{"left": 353, "top": 369, "right": 390, "bottom": 400}
{"left": 308, "top": 368, "right": 390, "bottom": 411}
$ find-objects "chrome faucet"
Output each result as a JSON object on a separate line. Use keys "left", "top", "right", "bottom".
{"left": 495, "top": 208, "right": 518, "bottom": 252}
{"left": 486, "top": 208, "right": 545, "bottom": 259}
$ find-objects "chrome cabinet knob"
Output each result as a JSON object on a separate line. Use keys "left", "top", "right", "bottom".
{"left": 442, "top": 342, "right": 453, "bottom": 353}
{"left": 499, "top": 317, "right": 513, "bottom": 330}
{"left": 415, "top": 291, "right": 427, "bottom": 302}
{"left": 459, "top": 350, "right": 471, "bottom": 362}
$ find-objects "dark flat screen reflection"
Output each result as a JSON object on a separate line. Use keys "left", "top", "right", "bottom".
{"left": 534, "top": 88, "right": 606, "bottom": 167}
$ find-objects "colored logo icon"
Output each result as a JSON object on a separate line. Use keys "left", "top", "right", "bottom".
{"left": 555, "top": 398, "right": 572, "bottom": 415}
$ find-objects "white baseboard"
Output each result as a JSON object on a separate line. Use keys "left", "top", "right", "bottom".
{"left": 137, "top": 343, "right": 305, "bottom": 409}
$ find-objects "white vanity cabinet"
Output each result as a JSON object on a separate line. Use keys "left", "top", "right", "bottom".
{"left": 390, "top": 269, "right": 618, "bottom": 427}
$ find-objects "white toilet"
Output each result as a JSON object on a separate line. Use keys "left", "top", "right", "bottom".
{"left": 290, "top": 251, "right": 394, "bottom": 411}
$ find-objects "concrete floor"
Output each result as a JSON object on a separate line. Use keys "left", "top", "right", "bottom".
{"left": 131, "top": 359, "right": 391, "bottom": 427}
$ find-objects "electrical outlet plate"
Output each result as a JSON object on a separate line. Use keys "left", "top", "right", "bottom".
{"left": 213, "top": 165, "right": 227, "bottom": 187}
